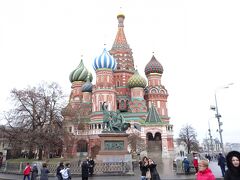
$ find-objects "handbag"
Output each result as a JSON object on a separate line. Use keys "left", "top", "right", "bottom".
{"left": 146, "top": 170, "right": 151, "bottom": 179}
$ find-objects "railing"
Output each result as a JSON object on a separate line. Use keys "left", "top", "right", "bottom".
{"left": 0, "top": 161, "right": 133, "bottom": 176}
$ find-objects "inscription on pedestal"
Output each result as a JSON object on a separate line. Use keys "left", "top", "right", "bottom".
{"left": 104, "top": 140, "right": 124, "bottom": 150}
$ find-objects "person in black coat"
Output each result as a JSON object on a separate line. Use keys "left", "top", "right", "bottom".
{"left": 148, "top": 158, "right": 161, "bottom": 180}
{"left": 81, "top": 160, "right": 89, "bottom": 180}
{"left": 218, "top": 153, "right": 226, "bottom": 177}
{"left": 224, "top": 151, "right": 240, "bottom": 180}
{"left": 139, "top": 156, "right": 149, "bottom": 180}
{"left": 31, "top": 164, "right": 38, "bottom": 180}
{"left": 56, "top": 162, "right": 64, "bottom": 180}
{"left": 88, "top": 158, "right": 95, "bottom": 176}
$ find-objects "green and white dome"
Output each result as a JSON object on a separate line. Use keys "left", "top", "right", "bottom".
{"left": 69, "top": 59, "right": 88, "bottom": 83}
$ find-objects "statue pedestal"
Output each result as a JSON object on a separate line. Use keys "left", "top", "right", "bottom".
{"left": 96, "top": 133, "right": 131, "bottom": 162}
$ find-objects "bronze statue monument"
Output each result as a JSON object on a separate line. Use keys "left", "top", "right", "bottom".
{"left": 102, "top": 102, "right": 130, "bottom": 132}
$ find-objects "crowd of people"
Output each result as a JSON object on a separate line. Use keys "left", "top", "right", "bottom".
{"left": 22, "top": 157, "right": 95, "bottom": 180}
{"left": 181, "top": 150, "right": 240, "bottom": 180}
{"left": 19, "top": 150, "right": 240, "bottom": 180}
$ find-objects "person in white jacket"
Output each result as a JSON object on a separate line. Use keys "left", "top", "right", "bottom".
{"left": 60, "top": 163, "right": 71, "bottom": 180}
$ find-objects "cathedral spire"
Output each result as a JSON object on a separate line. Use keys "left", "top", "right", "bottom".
{"left": 112, "top": 13, "right": 129, "bottom": 50}
{"left": 110, "top": 13, "right": 134, "bottom": 72}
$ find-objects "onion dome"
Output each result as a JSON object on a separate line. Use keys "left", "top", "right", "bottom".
{"left": 82, "top": 78, "right": 93, "bottom": 93}
{"left": 144, "top": 55, "right": 163, "bottom": 76}
{"left": 128, "top": 70, "right": 147, "bottom": 88}
{"left": 69, "top": 59, "right": 88, "bottom": 83}
{"left": 93, "top": 48, "right": 117, "bottom": 71}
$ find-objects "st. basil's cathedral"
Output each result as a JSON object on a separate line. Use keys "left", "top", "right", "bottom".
{"left": 62, "top": 13, "right": 174, "bottom": 158}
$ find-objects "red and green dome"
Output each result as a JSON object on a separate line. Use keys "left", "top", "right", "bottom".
{"left": 144, "top": 55, "right": 163, "bottom": 76}
{"left": 128, "top": 70, "right": 147, "bottom": 88}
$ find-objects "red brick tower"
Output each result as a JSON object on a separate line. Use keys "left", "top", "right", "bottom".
{"left": 144, "top": 55, "right": 170, "bottom": 123}
{"left": 91, "top": 48, "right": 117, "bottom": 121}
{"left": 109, "top": 14, "right": 135, "bottom": 112}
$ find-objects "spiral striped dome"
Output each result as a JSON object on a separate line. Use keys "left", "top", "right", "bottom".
{"left": 69, "top": 59, "right": 88, "bottom": 83}
{"left": 93, "top": 48, "right": 117, "bottom": 71}
{"left": 145, "top": 55, "right": 163, "bottom": 76}
{"left": 128, "top": 70, "right": 147, "bottom": 88}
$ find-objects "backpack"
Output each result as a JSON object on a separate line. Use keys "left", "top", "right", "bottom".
{"left": 60, "top": 168, "right": 69, "bottom": 179}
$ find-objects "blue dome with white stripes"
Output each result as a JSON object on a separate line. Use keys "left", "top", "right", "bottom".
{"left": 93, "top": 48, "right": 117, "bottom": 71}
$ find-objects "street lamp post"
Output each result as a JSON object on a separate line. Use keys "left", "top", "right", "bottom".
{"left": 210, "top": 83, "right": 233, "bottom": 155}
{"left": 214, "top": 92, "right": 224, "bottom": 155}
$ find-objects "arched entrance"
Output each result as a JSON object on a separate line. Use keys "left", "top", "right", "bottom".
{"left": 146, "top": 132, "right": 154, "bottom": 141}
{"left": 77, "top": 140, "right": 88, "bottom": 153}
{"left": 147, "top": 132, "right": 162, "bottom": 152}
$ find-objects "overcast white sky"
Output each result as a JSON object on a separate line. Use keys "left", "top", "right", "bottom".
{"left": 1, "top": 0, "right": 240, "bottom": 144}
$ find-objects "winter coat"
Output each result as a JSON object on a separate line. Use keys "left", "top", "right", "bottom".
{"left": 31, "top": 165, "right": 38, "bottom": 180}
{"left": 40, "top": 167, "right": 50, "bottom": 180}
{"left": 81, "top": 161, "right": 89, "bottom": 178}
{"left": 139, "top": 161, "right": 149, "bottom": 176}
{"left": 193, "top": 158, "right": 198, "bottom": 168}
{"left": 182, "top": 158, "right": 190, "bottom": 171}
{"left": 56, "top": 165, "right": 64, "bottom": 180}
{"left": 23, "top": 165, "right": 31, "bottom": 176}
{"left": 218, "top": 154, "right": 226, "bottom": 168}
{"left": 148, "top": 163, "right": 161, "bottom": 180}
{"left": 224, "top": 151, "right": 240, "bottom": 180}
{"left": 89, "top": 159, "right": 95, "bottom": 174}
{"left": 60, "top": 167, "right": 71, "bottom": 180}
{"left": 196, "top": 168, "right": 216, "bottom": 180}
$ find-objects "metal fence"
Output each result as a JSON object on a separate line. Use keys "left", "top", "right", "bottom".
{"left": 0, "top": 161, "right": 133, "bottom": 176}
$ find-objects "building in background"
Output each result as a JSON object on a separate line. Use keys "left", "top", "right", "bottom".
{"left": 62, "top": 13, "right": 174, "bottom": 158}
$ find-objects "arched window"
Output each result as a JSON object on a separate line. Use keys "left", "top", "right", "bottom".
{"left": 154, "top": 132, "right": 162, "bottom": 141}
{"left": 121, "top": 100, "right": 125, "bottom": 108}
{"left": 116, "top": 81, "right": 120, "bottom": 87}
{"left": 117, "top": 101, "right": 120, "bottom": 109}
{"left": 126, "top": 100, "right": 129, "bottom": 110}
{"left": 146, "top": 132, "right": 154, "bottom": 141}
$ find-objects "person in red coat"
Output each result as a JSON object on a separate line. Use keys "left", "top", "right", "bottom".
{"left": 23, "top": 162, "right": 32, "bottom": 180}
{"left": 196, "top": 160, "right": 215, "bottom": 180}
{"left": 193, "top": 156, "right": 199, "bottom": 173}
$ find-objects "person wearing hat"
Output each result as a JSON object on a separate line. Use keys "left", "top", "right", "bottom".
{"left": 224, "top": 150, "right": 240, "bottom": 180}
{"left": 182, "top": 157, "right": 190, "bottom": 175}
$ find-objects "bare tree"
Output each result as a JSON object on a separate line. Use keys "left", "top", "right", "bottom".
{"left": 178, "top": 124, "right": 199, "bottom": 154}
{"left": 128, "top": 131, "right": 145, "bottom": 154}
{"left": 2, "top": 82, "right": 66, "bottom": 160}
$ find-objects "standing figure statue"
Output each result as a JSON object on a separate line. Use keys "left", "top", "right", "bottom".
{"left": 102, "top": 102, "right": 112, "bottom": 130}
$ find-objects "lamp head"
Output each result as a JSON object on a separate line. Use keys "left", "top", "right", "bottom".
{"left": 210, "top": 105, "right": 216, "bottom": 110}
